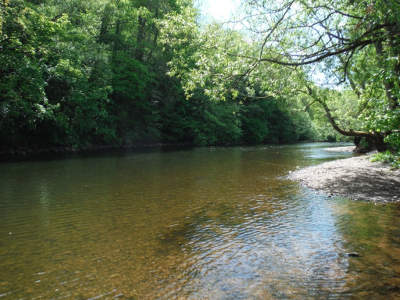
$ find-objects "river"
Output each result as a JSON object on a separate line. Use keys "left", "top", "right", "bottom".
{"left": 0, "top": 143, "right": 399, "bottom": 299}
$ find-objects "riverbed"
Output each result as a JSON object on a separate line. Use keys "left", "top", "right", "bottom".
{"left": 0, "top": 143, "right": 399, "bottom": 299}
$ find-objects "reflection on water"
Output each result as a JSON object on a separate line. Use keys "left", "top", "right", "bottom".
{"left": 0, "top": 143, "right": 399, "bottom": 299}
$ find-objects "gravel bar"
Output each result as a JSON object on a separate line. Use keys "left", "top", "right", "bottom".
{"left": 288, "top": 154, "right": 400, "bottom": 203}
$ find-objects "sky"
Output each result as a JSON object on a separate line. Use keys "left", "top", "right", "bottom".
{"left": 198, "top": 0, "right": 241, "bottom": 23}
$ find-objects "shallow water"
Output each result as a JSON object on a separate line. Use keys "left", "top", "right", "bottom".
{"left": 0, "top": 143, "right": 399, "bottom": 299}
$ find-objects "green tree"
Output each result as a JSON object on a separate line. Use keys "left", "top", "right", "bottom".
{"left": 238, "top": 0, "right": 400, "bottom": 150}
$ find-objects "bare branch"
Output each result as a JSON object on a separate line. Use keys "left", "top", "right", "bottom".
{"left": 258, "top": 38, "right": 376, "bottom": 66}
{"left": 259, "top": 1, "right": 294, "bottom": 60}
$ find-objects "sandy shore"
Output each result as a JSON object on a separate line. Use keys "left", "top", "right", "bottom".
{"left": 288, "top": 152, "right": 400, "bottom": 203}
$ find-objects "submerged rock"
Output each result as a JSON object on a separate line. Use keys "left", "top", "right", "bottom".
{"left": 346, "top": 252, "right": 361, "bottom": 257}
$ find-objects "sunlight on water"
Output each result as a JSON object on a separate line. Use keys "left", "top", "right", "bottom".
{"left": 0, "top": 143, "right": 399, "bottom": 299}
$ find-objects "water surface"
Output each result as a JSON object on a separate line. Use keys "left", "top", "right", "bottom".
{"left": 0, "top": 143, "right": 399, "bottom": 299}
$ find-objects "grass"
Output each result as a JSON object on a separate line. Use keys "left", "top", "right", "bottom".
{"left": 371, "top": 150, "right": 400, "bottom": 169}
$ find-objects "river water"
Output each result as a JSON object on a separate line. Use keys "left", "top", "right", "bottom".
{"left": 0, "top": 143, "right": 399, "bottom": 299}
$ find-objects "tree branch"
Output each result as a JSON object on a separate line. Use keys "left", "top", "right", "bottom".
{"left": 258, "top": 38, "right": 376, "bottom": 66}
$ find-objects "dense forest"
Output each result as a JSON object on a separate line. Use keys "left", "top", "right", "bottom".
{"left": 0, "top": 0, "right": 399, "bottom": 162}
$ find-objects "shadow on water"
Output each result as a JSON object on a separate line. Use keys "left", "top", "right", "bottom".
{"left": 0, "top": 142, "right": 399, "bottom": 299}
{"left": 332, "top": 198, "right": 400, "bottom": 298}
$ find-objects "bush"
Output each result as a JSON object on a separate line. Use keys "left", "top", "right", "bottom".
{"left": 371, "top": 151, "right": 400, "bottom": 169}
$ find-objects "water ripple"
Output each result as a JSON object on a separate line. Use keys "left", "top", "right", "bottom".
{"left": 0, "top": 144, "right": 399, "bottom": 299}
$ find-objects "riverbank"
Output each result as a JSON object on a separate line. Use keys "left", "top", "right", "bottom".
{"left": 0, "top": 143, "right": 195, "bottom": 162}
{"left": 0, "top": 140, "right": 322, "bottom": 162}
{"left": 288, "top": 151, "right": 400, "bottom": 203}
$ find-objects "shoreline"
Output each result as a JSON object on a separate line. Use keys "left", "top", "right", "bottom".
{"left": 288, "top": 152, "right": 400, "bottom": 203}
{"left": 0, "top": 143, "right": 195, "bottom": 163}
{"left": 0, "top": 140, "right": 325, "bottom": 163}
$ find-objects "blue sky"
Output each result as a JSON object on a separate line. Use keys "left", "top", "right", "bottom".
{"left": 198, "top": 0, "right": 241, "bottom": 23}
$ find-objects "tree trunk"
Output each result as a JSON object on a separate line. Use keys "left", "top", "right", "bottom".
{"left": 135, "top": 15, "right": 146, "bottom": 61}
{"left": 306, "top": 86, "right": 388, "bottom": 152}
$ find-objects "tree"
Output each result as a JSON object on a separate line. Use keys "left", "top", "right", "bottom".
{"left": 160, "top": 11, "right": 316, "bottom": 145}
{"left": 236, "top": 0, "right": 400, "bottom": 150}
{"left": 0, "top": 0, "right": 318, "bottom": 153}
{"left": 0, "top": 0, "right": 68, "bottom": 147}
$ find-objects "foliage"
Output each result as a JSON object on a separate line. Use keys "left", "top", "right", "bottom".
{"left": 371, "top": 151, "right": 400, "bottom": 169}
{"left": 2, "top": 0, "right": 367, "bottom": 154}
{"left": 236, "top": 0, "right": 400, "bottom": 151}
